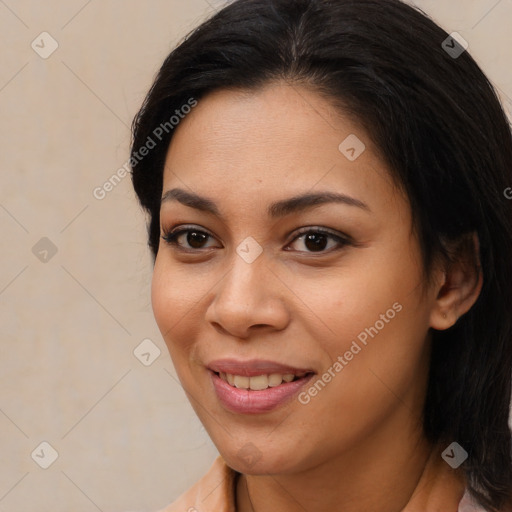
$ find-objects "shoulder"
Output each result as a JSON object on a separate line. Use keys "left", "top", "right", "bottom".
{"left": 155, "top": 455, "right": 238, "bottom": 512}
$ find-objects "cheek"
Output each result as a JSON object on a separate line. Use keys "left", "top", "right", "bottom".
{"left": 318, "top": 296, "right": 428, "bottom": 414}
{"left": 301, "top": 245, "right": 430, "bottom": 392}
{"left": 150, "top": 258, "right": 209, "bottom": 360}
{"left": 293, "top": 263, "right": 405, "bottom": 345}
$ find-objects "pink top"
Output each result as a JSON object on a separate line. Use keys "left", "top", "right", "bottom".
{"left": 154, "top": 455, "right": 488, "bottom": 512}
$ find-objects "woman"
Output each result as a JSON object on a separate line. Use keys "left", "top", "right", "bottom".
{"left": 129, "top": 0, "right": 512, "bottom": 510}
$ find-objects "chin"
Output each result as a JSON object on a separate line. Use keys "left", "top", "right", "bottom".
{"left": 219, "top": 443, "right": 302, "bottom": 476}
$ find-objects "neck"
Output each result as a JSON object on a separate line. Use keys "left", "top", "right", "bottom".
{"left": 236, "top": 428, "right": 465, "bottom": 512}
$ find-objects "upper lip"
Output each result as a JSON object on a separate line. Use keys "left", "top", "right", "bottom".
{"left": 207, "top": 358, "right": 315, "bottom": 377}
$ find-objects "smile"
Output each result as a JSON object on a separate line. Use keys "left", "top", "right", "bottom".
{"left": 215, "top": 371, "right": 309, "bottom": 390}
{"left": 207, "top": 359, "right": 316, "bottom": 414}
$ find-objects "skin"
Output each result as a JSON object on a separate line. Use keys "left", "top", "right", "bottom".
{"left": 151, "top": 81, "right": 482, "bottom": 512}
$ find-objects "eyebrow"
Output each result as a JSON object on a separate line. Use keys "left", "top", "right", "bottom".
{"left": 160, "top": 187, "right": 371, "bottom": 218}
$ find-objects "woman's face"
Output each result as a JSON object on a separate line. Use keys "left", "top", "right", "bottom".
{"left": 152, "top": 82, "right": 441, "bottom": 474}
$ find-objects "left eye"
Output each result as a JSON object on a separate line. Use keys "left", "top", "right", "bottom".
{"left": 287, "top": 229, "right": 350, "bottom": 253}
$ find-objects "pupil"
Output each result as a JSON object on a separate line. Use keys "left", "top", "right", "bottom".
{"left": 188, "top": 231, "right": 207, "bottom": 248}
{"left": 305, "top": 233, "right": 327, "bottom": 251}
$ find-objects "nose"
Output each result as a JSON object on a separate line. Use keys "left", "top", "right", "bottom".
{"left": 204, "top": 252, "right": 290, "bottom": 339}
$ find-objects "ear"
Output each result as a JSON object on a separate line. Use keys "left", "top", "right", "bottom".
{"left": 429, "top": 232, "right": 483, "bottom": 330}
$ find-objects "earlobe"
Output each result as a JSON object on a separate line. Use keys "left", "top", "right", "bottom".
{"left": 429, "top": 233, "right": 483, "bottom": 331}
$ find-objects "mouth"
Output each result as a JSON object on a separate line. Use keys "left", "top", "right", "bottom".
{"left": 207, "top": 359, "right": 316, "bottom": 413}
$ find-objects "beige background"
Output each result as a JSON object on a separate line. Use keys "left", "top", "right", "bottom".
{"left": 0, "top": 1, "right": 511, "bottom": 511}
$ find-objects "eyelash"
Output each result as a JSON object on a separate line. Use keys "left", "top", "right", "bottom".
{"left": 161, "top": 225, "right": 352, "bottom": 254}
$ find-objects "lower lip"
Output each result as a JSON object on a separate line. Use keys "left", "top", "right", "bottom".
{"left": 210, "top": 371, "right": 315, "bottom": 414}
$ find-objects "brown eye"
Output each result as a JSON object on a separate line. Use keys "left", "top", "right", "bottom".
{"left": 186, "top": 231, "right": 209, "bottom": 249}
{"left": 162, "top": 227, "right": 219, "bottom": 250}
{"left": 287, "top": 228, "right": 351, "bottom": 254}
{"left": 303, "top": 233, "right": 329, "bottom": 252}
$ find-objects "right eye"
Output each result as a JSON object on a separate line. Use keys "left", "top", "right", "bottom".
{"left": 161, "top": 226, "right": 221, "bottom": 251}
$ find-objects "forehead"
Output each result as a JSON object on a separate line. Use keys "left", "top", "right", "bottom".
{"left": 162, "top": 82, "right": 403, "bottom": 216}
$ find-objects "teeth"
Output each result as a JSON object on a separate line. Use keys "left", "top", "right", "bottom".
{"left": 249, "top": 375, "right": 268, "bottom": 390}
{"left": 218, "top": 372, "right": 307, "bottom": 390}
{"left": 233, "top": 375, "right": 250, "bottom": 388}
{"left": 268, "top": 373, "right": 283, "bottom": 387}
